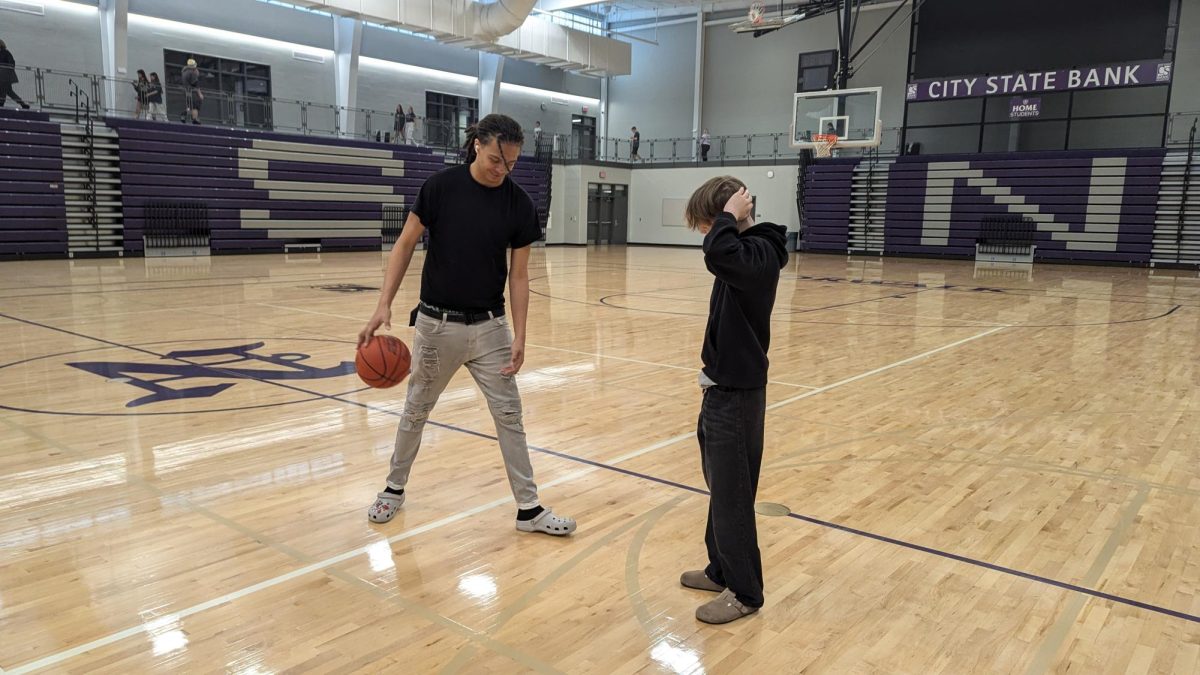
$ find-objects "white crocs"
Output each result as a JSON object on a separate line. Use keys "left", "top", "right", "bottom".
{"left": 515, "top": 508, "right": 576, "bottom": 536}
{"left": 367, "top": 491, "right": 405, "bottom": 523}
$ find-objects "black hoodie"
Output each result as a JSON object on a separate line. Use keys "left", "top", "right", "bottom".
{"left": 699, "top": 212, "right": 789, "bottom": 389}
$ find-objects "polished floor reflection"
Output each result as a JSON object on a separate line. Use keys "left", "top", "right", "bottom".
{"left": 1, "top": 248, "right": 1199, "bottom": 674}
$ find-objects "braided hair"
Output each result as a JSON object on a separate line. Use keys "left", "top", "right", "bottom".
{"left": 462, "top": 113, "right": 525, "bottom": 164}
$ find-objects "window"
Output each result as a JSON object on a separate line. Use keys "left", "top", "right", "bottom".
{"left": 425, "top": 92, "right": 479, "bottom": 150}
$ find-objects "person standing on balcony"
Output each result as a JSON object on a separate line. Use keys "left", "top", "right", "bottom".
{"left": 393, "top": 104, "right": 405, "bottom": 143}
{"left": 131, "top": 69, "right": 149, "bottom": 119}
{"left": 405, "top": 105, "right": 417, "bottom": 145}
{"left": 0, "top": 39, "right": 32, "bottom": 110}
{"left": 181, "top": 58, "right": 203, "bottom": 125}
{"left": 630, "top": 126, "right": 641, "bottom": 162}
{"left": 700, "top": 129, "right": 711, "bottom": 162}
{"left": 147, "top": 73, "right": 165, "bottom": 121}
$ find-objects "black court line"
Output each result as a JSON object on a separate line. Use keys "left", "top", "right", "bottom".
{"left": 598, "top": 288, "right": 934, "bottom": 315}
{"left": 2, "top": 310, "right": 1198, "bottom": 627}
{"left": 540, "top": 259, "right": 1200, "bottom": 308}
{"left": 0, "top": 263, "right": 590, "bottom": 300}
{"left": 543, "top": 284, "right": 1185, "bottom": 329}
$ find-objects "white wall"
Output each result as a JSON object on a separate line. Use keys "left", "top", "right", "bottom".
{"left": 130, "top": 0, "right": 332, "bottom": 51}
{"left": 125, "top": 13, "right": 337, "bottom": 130}
{"left": 551, "top": 164, "right": 633, "bottom": 245}
{"left": 0, "top": 0, "right": 102, "bottom": 76}
{"left": 627, "top": 165, "right": 800, "bottom": 246}
{"left": 601, "top": 7, "right": 912, "bottom": 147}
{"left": 495, "top": 84, "right": 598, "bottom": 139}
{"left": 546, "top": 163, "right": 569, "bottom": 244}
{"left": 608, "top": 22, "right": 697, "bottom": 142}
{"left": 548, "top": 163, "right": 799, "bottom": 247}
{"left": 2, "top": 0, "right": 603, "bottom": 137}
{"left": 701, "top": 9, "right": 910, "bottom": 138}
{"left": 1171, "top": 0, "right": 1200, "bottom": 114}
{"left": 356, "top": 57, "right": 476, "bottom": 125}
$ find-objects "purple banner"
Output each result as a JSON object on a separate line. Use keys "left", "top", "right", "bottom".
{"left": 906, "top": 59, "right": 1173, "bottom": 102}
{"left": 1009, "top": 97, "right": 1041, "bottom": 119}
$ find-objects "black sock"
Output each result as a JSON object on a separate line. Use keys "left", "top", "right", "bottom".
{"left": 384, "top": 487, "right": 404, "bottom": 497}
{"left": 516, "top": 505, "right": 544, "bottom": 521}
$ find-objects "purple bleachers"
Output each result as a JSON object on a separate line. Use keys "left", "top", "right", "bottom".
{"left": 802, "top": 148, "right": 1165, "bottom": 264}
{"left": 106, "top": 117, "right": 552, "bottom": 253}
{"left": 0, "top": 109, "right": 67, "bottom": 258}
{"left": 107, "top": 117, "right": 444, "bottom": 253}
{"left": 509, "top": 158, "right": 551, "bottom": 236}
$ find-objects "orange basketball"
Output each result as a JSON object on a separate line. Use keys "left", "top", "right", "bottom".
{"left": 355, "top": 335, "right": 411, "bottom": 388}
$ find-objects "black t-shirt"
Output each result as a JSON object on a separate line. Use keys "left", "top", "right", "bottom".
{"left": 412, "top": 164, "right": 541, "bottom": 312}
{"left": 631, "top": 130, "right": 640, "bottom": 145}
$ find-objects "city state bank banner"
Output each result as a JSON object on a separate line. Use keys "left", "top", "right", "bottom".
{"left": 906, "top": 59, "right": 1173, "bottom": 101}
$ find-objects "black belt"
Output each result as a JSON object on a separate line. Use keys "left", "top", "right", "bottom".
{"left": 413, "top": 302, "right": 505, "bottom": 325}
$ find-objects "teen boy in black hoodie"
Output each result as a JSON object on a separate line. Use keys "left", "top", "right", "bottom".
{"left": 680, "top": 176, "right": 789, "bottom": 624}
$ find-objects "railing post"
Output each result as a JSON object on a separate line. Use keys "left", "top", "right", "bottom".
{"left": 90, "top": 74, "right": 101, "bottom": 117}
{"left": 301, "top": 102, "right": 308, "bottom": 134}
{"left": 34, "top": 68, "right": 45, "bottom": 109}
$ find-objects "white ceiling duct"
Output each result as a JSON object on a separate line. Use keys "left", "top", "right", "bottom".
{"left": 296, "top": 0, "right": 631, "bottom": 76}
{"left": 472, "top": 0, "right": 536, "bottom": 41}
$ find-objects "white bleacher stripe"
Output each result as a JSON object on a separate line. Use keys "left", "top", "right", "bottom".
{"left": 240, "top": 220, "right": 384, "bottom": 229}
{"left": 251, "top": 180, "right": 395, "bottom": 195}
{"left": 237, "top": 148, "right": 404, "bottom": 169}
{"left": 266, "top": 191, "right": 405, "bottom": 203}
{"left": 267, "top": 229, "right": 380, "bottom": 238}
{"left": 251, "top": 138, "right": 395, "bottom": 159}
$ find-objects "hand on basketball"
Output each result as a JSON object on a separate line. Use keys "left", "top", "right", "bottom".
{"left": 358, "top": 306, "right": 392, "bottom": 348}
{"left": 501, "top": 340, "right": 525, "bottom": 376}
{"left": 723, "top": 187, "right": 753, "bottom": 222}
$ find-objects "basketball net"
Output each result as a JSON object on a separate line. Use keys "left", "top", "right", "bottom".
{"left": 749, "top": 1, "right": 766, "bottom": 25}
{"left": 813, "top": 133, "right": 839, "bottom": 158}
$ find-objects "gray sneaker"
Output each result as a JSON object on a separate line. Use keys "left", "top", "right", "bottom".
{"left": 680, "top": 570, "right": 724, "bottom": 593}
{"left": 696, "top": 588, "right": 759, "bottom": 624}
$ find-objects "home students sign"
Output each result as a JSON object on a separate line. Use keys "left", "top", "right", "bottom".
{"left": 906, "top": 59, "right": 1173, "bottom": 101}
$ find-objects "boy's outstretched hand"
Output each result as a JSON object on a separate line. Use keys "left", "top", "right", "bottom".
{"left": 723, "top": 187, "right": 753, "bottom": 222}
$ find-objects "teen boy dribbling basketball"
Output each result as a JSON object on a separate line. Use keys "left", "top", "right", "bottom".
{"left": 359, "top": 113, "right": 576, "bottom": 537}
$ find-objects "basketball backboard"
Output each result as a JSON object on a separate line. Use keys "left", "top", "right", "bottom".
{"left": 790, "top": 86, "right": 883, "bottom": 150}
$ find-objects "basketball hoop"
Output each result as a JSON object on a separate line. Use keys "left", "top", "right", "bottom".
{"left": 748, "top": 1, "right": 766, "bottom": 25}
{"left": 813, "top": 133, "right": 838, "bottom": 158}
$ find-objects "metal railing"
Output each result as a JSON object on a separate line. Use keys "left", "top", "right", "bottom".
{"left": 13, "top": 64, "right": 908, "bottom": 164}
{"left": 8, "top": 65, "right": 443, "bottom": 146}
{"left": 540, "top": 126, "right": 904, "bottom": 165}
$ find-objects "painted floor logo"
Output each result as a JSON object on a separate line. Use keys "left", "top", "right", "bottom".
{"left": 1, "top": 338, "right": 362, "bottom": 416}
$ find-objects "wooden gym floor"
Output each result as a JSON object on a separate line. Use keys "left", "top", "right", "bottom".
{"left": 1, "top": 247, "right": 1199, "bottom": 674}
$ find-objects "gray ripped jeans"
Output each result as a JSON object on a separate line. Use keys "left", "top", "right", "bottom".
{"left": 386, "top": 312, "right": 540, "bottom": 509}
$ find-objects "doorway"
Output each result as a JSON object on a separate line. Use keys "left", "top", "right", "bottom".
{"left": 573, "top": 115, "right": 597, "bottom": 160}
{"left": 586, "top": 183, "right": 628, "bottom": 245}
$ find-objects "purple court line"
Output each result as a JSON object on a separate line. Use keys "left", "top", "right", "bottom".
{"left": 2, "top": 310, "right": 1198, "bottom": 626}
